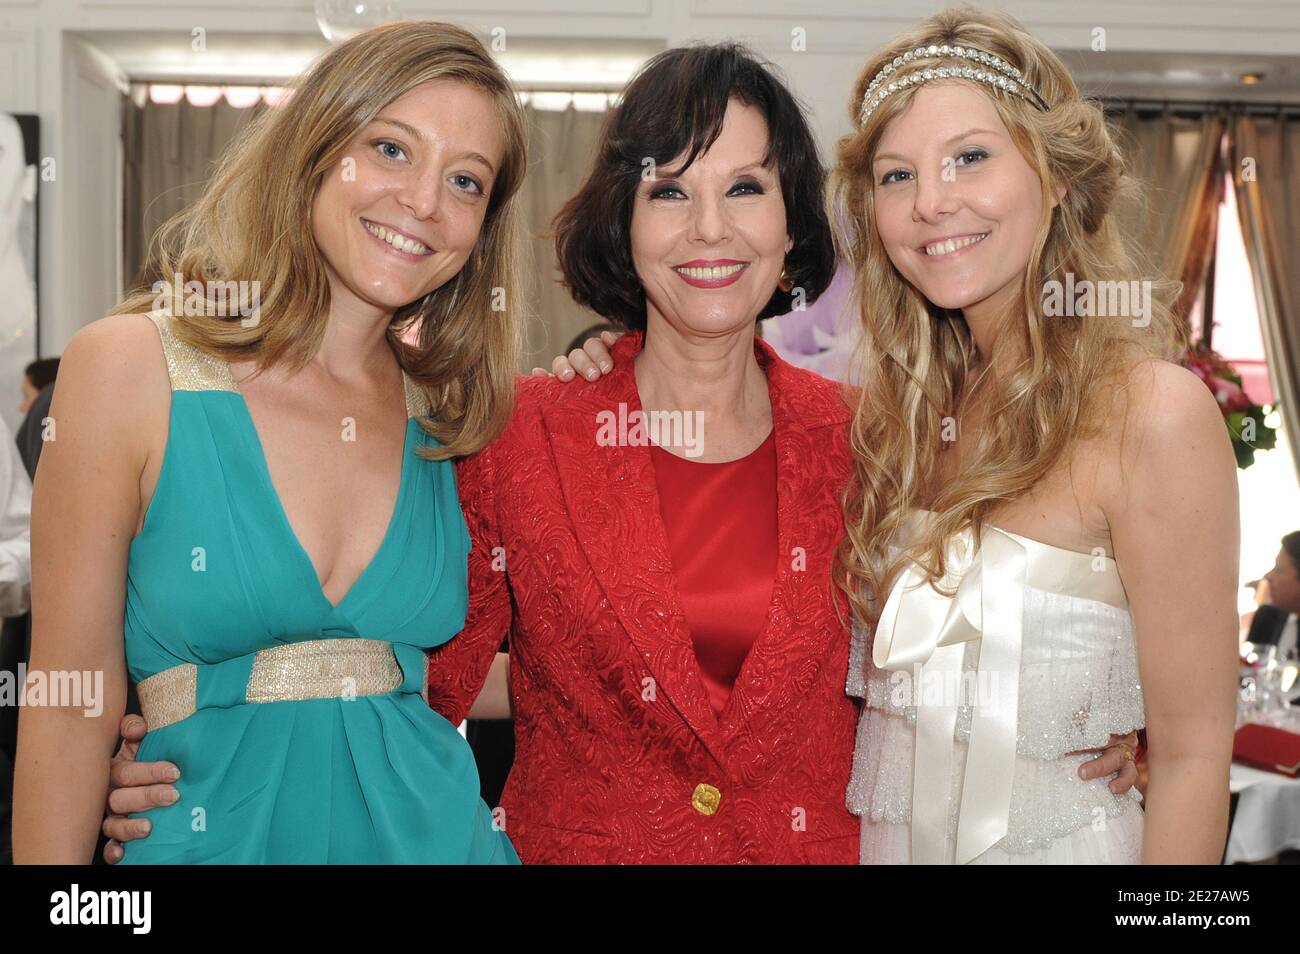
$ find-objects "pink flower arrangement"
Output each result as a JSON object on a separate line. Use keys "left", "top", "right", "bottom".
{"left": 1180, "top": 344, "right": 1277, "bottom": 468}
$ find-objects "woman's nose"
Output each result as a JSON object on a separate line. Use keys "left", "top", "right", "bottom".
{"left": 688, "top": 194, "right": 731, "bottom": 244}
{"left": 912, "top": 167, "right": 960, "bottom": 222}
{"left": 397, "top": 172, "right": 445, "bottom": 223}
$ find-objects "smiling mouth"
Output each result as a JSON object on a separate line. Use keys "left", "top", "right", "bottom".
{"left": 673, "top": 263, "right": 747, "bottom": 280}
{"left": 362, "top": 218, "right": 433, "bottom": 257}
{"left": 672, "top": 262, "right": 749, "bottom": 289}
{"left": 921, "top": 232, "right": 989, "bottom": 257}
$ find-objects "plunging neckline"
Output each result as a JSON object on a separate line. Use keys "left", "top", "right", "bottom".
{"left": 229, "top": 370, "right": 415, "bottom": 614}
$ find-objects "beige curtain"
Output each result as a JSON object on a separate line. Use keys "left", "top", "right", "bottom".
{"left": 122, "top": 89, "right": 266, "bottom": 293}
{"left": 519, "top": 101, "right": 609, "bottom": 371}
{"left": 1113, "top": 108, "right": 1227, "bottom": 333}
{"left": 1231, "top": 113, "right": 1300, "bottom": 476}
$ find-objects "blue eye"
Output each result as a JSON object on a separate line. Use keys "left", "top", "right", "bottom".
{"left": 451, "top": 174, "right": 483, "bottom": 195}
{"left": 879, "top": 168, "right": 913, "bottom": 186}
{"left": 730, "top": 179, "right": 764, "bottom": 196}
{"left": 376, "top": 141, "right": 407, "bottom": 162}
{"left": 649, "top": 184, "right": 684, "bottom": 200}
{"left": 957, "top": 148, "right": 988, "bottom": 165}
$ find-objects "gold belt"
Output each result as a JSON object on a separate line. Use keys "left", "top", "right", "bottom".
{"left": 137, "top": 638, "right": 421, "bottom": 731}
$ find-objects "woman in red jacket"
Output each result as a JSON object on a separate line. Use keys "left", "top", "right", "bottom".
{"left": 426, "top": 44, "right": 858, "bottom": 863}
{"left": 102, "top": 42, "right": 1135, "bottom": 864}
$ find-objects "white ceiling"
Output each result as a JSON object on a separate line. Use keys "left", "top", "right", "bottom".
{"left": 71, "top": 29, "right": 1300, "bottom": 102}
{"left": 1063, "top": 49, "right": 1300, "bottom": 103}
{"left": 70, "top": 29, "right": 661, "bottom": 89}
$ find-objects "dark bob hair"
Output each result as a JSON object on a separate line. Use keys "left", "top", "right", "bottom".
{"left": 553, "top": 43, "right": 837, "bottom": 331}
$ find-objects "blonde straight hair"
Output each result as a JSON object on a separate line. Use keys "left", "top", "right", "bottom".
{"left": 113, "top": 20, "right": 529, "bottom": 459}
{"left": 830, "top": 6, "right": 1183, "bottom": 627}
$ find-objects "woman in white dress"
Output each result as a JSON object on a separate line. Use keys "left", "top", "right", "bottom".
{"left": 831, "top": 7, "right": 1239, "bottom": 864}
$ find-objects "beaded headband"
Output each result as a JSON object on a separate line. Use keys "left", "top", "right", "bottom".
{"left": 858, "top": 44, "right": 1050, "bottom": 125}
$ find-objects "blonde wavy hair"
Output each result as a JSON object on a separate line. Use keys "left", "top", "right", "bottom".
{"left": 830, "top": 6, "right": 1183, "bottom": 628}
{"left": 112, "top": 20, "right": 528, "bottom": 460}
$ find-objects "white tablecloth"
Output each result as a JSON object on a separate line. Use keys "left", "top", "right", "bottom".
{"left": 1225, "top": 761, "right": 1300, "bottom": 863}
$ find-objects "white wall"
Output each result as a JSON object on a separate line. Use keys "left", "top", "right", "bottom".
{"left": 0, "top": 0, "right": 1298, "bottom": 355}
{"left": 62, "top": 37, "right": 125, "bottom": 358}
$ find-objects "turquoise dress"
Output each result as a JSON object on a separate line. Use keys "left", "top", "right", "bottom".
{"left": 119, "top": 313, "right": 518, "bottom": 864}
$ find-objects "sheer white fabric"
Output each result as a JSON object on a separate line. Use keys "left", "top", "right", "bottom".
{"left": 846, "top": 517, "right": 1146, "bottom": 864}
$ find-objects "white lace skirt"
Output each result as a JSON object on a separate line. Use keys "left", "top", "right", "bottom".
{"left": 851, "top": 706, "right": 1145, "bottom": 865}
{"left": 861, "top": 806, "right": 1144, "bottom": 864}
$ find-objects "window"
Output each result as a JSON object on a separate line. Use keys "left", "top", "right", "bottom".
{"left": 1206, "top": 173, "right": 1299, "bottom": 614}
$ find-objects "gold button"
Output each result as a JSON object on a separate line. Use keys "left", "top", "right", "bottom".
{"left": 692, "top": 783, "right": 721, "bottom": 816}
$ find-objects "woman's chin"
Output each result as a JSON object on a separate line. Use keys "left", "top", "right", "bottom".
{"left": 346, "top": 280, "right": 433, "bottom": 314}
{"left": 667, "top": 308, "right": 767, "bottom": 338}
{"left": 911, "top": 283, "right": 988, "bottom": 314}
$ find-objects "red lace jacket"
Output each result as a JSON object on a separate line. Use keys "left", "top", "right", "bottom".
{"left": 426, "top": 331, "right": 861, "bottom": 863}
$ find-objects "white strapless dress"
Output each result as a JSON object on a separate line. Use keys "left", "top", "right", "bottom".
{"left": 845, "top": 512, "right": 1146, "bottom": 864}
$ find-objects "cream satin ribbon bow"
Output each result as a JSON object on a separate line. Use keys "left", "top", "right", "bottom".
{"left": 872, "top": 523, "right": 1027, "bottom": 865}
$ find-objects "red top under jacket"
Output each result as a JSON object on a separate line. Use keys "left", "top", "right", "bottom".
{"left": 650, "top": 429, "right": 778, "bottom": 717}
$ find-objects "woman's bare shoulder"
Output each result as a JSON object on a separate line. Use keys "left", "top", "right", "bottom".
{"left": 1111, "top": 355, "right": 1224, "bottom": 439}
{"left": 52, "top": 313, "right": 171, "bottom": 437}
{"left": 66, "top": 312, "right": 162, "bottom": 355}
{"left": 61, "top": 313, "right": 167, "bottom": 382}
{"left": 1094, "top": 354, "right": 1233, "bottom": 507}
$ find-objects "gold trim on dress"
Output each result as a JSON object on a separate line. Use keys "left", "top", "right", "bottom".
{"left": 246, "top": 638, "right": 403, "bottom": 704}
{"left": 136, "top": 663, "right": 198, "bottom": 731}
{"left": 402, "top": 370, "right": 431, "bottom": 420}
{"left": 137, "top": 639, "right": 407, "bottom": 731}
{"left": 144, "top": 311, "right": 237, "bottom": 393}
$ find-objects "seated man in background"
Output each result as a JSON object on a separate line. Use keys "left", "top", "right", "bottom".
{"left": 1258, "top": 531, "right": 1300, "bottom": 663}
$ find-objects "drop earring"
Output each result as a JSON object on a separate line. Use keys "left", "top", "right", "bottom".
{"left": 777, "top": 263, "right": 792, "bottom": 293}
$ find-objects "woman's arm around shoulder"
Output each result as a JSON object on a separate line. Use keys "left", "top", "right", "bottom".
{"left": 426, "top": 439, "right": 514, "bottom": 725}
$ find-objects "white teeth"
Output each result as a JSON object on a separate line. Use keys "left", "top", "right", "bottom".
{"left": 364, "top": 220, "right": 431, "bottom": 255}
{"left": 924, "top": 233, "right": 987, "bottom": 256}
{"left": 674, "top": 264, "right": 746, "bottom": 279}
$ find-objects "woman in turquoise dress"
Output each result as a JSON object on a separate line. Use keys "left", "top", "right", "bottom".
{"left": 112, "top": 313, "right": 514, "bottom": 864}
{"left": 13, "top": 21, "right": 525, "bottom": 864}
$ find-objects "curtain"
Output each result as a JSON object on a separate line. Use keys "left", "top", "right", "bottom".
{"left": 121, "top": 89, "right": 266, "bottom": 294}
{"left": 1231, "top": 113, "right": 1300, "bottom": 477}
{"left": 519, "top": 102, "right": 609, "bottom": 370}
{"left": 1113, "top": 108, "right": 1227, "bottom": 334}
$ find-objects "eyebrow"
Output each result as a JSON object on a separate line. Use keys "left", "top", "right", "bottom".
{"left": 873, "top": 127, "right": 1001, "bottom": 164}
{"left": 651, "top": 160, "right": 773, "bottom": 180}
{"left": 370, "top": 117, "right": 498, "bottom": 174}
